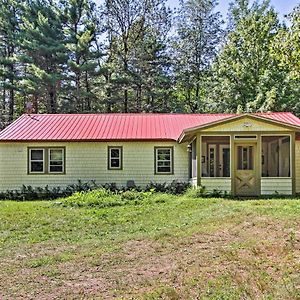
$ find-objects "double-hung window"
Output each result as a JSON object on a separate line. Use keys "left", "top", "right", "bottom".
{"left": 29, "top": 149, "right": 45, "bottom": 173}
{"left": 28, "top": 147, "right": 65, "bottom": 174}
{"left": 49, "top": 148, "right": 64, "bottom": 173}
{"left": 108, "top": 147, "right": 123, "bottom": 170}
{"left": 155, "top": 147, "right": 173, "bottom": 174}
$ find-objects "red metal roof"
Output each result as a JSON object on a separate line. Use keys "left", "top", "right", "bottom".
{"left": 0, "top": 112, "right": 299, "bottom": 142}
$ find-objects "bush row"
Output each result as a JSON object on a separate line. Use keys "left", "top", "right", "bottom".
{"left": 0, "top": 180, "right": 191, "bottom": 201}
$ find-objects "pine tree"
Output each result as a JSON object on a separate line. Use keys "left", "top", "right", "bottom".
{"left": 0, "top": 0, "right": 21, "bottom": 125}
{"left": 61, "top": 0, "right": 102, "bottom": 112}
{"left": 104, "top": 0, "right": 172, "bottom": 112}
{"left": 20, "top": 0, "right": 68, "bottom": 113}
{"left": 172, "top": 0, "right": 224, "bottom": 112}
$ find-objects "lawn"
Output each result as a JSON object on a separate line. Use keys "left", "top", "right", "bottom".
{"left": 1, "top": 191, "right": 300, "bottom": 299}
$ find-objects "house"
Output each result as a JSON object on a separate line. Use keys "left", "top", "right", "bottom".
{"left": 0, "top": 112, "right": 300, "bottom": 196}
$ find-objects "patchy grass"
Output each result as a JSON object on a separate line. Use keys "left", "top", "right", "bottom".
{"left": 1, "top": 192, "right": 300, "bottom": 299}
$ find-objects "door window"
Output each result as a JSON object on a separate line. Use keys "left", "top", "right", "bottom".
{"left": 237, "top": 146, "right": 253, "bottom": 170}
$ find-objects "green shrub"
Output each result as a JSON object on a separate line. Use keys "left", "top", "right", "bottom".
{"left": 0, "top": 180, "right": 190, "bottom": 201}
{"left": 59, "top": 188, "right": 156, "bottom": 208}
{"left": 145, "top": 180, "right": 190, "bottom": 195}
{"left": 60, "top": 189, "right": 123, "bottom": 208}
{"left": 186, "top": 186, "right": 232, "bottom": 199}
{"left": 120, "top": 190, "right": 153, "bottom": 201}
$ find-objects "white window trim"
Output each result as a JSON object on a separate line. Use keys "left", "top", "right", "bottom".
{"left": 48, "top": 148, "right": 64, "bottom": 174}
{"left": 155, "top": 147, "right": 173, "bottom": 174}
{"left": 29, "top": 148, "right": 45, "bottom": 174}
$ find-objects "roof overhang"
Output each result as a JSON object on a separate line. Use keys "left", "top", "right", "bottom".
{"left": 178, "top": 113, "right": 300, "bottom": 143}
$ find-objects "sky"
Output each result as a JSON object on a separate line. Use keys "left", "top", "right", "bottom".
{"left": 95, "top": 0, "right": 299, "bottom": 21}
{"left": 167, "top": 0, "right": 298, "bottom": 20}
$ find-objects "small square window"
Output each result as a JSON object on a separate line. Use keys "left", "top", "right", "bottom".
{"left": 108, "top": 147, "right": 122, "bottom": 170}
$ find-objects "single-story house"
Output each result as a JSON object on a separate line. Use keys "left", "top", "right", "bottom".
{"left": 0, "top": 112, "right": 300, "bottom": 196}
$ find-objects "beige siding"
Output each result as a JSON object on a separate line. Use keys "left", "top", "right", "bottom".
{"left": 296, "top": 141, "right": 300, "bottom": 193}
{"left": 201, "top": 178, "right": 231, "bottom": 193}
{"left": 261, "top": 178, "right": 292, "bottom": 195}
{"left": 203, "top": 117, "right": 290, "bottom": 132}
{"left": 0, "top": 141, "right": 189, "bottom": 191}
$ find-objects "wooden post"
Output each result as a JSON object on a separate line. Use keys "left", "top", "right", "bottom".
{"left": 292, "top": 132, "right": 296, "bottom": 196}
{"left": 257, "top": 133, "right": 261, "bottom": 196}
{"left": 196, "top": 134, "right": 201, "bottom": 187}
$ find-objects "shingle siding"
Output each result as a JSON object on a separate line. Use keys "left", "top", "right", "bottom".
{"left": 296, "top": 141, "right": 300, "bottom": 194}
{"left": 0, "top": 141, "right": 189, "bottom": 191}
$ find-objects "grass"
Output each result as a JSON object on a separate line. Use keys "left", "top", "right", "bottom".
{"left": 1, "top": 190, "right": 300, "bottom": 299}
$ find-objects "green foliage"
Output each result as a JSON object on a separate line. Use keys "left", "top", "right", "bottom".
{"left": 60, "top": 189, "right": 123, "bottom": 208}
{"left": 0, "top": 0, "right": 299, "bottom": 124}
{"left": 145, "top": 180, "right": 191, "bottom": 194}
{"left": 208, "top": 0, "right": 300, "bottom": 114}
{"left": 186, "top": 186, "right": 231, "bottom": 198}
{"left": 60, "top": 188, "right": 155, "bottom": 208}
{"left": 172, "top": 0, "right": 224, "bottom": 112}
{"left": 0, "top": 180, "right": 190, "bottom": 200}
{"left": 20, "top": 0, "right": 68, "bottom": 113}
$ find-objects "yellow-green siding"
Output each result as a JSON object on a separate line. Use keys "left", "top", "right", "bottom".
{"left": 201, "top": 178, "right": 231, "bottom": 193}
{"left": 296, "top": 141, "right": 300, "bottom": 194}
{"left": 261, "top": 178, "right": 292, "bottom": 195}
{"left": 0, "top": 141, "right": 189, "bottom": 191}
{"left": 202, "top": 117, "right": 291, "bottom": 132}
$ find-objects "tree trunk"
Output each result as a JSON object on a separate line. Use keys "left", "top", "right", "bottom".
{"left": 0, "top": 87, "right": 5, "bottom": 128}
{"left": 33, "top": 94, "right": 38, "bottom": 113}
{"left": 48, "top": 86, "right": 57, "bottom": 113}
{"left": 8, "top": 47, "right": 14, "bottom": 123}
{"left": 136, "top": 84, "right": 142, "bottom": 112}
{"left": 85, "top": 70, "right": 91, "bottom": 111}
{"left": 124, "top": 89, "right": 128, "bottom": 112}
{"left": 8, "top": 87, "right": 14, "bottom": 123}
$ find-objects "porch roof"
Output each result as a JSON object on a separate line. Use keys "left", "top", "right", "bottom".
{"left": 178, "top": 113, "right": 300, "bottom": 143}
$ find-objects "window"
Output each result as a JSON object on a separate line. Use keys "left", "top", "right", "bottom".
{"left": 261, "top": 136, "right": 290, "bottom": 177}
{"left": 108, "top": 147, "right": 122, "bottom": 170}
{"left": 29, "top": 149, "right": 44, "bottom": 173}
{"left": 155, "top": 147, "right": 173, "bottom": 174}
{"left": 49, "top": 148, "right": 64, "bottom": 173}
{"left": 237, "top": 146, "right": 254, "bottom": 170}
{"left": 28, "top": 147, "right": 65, "bottom": 174}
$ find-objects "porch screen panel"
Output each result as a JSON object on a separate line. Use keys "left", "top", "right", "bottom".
{"left": 261, "top": 136, "right": 290, "bottom": 177}
{"left": 201, "top": 136, "right": 230, "bottom": 177}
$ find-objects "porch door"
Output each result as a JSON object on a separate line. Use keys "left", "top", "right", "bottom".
{"left": 219, "top": 145, "right": 230, "bottom": 177}
{"left": 235, "top": 143, "right": 258, "bottom": 196}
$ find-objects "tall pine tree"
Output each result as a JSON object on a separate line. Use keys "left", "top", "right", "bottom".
{"left": 61, "top": 0, "right": 102, "bottom": 112}
{"left": 20, "top": 0, "right": 68, "bottom": 113}
{"left": 0, "top": 0, "right": 21, "bottom": 125}
{"left": 172, "top": 0, "right": 224, "bottom": 112}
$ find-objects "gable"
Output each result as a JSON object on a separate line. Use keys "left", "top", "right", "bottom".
{"left": 202, "top": 117, "right": 293, "bottom": 132}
